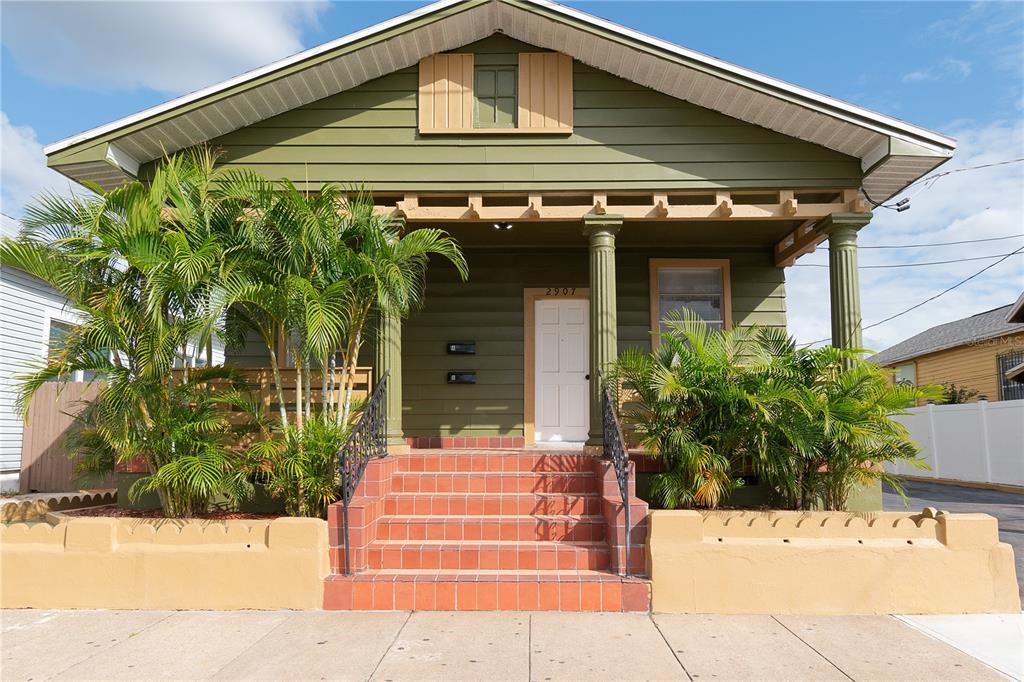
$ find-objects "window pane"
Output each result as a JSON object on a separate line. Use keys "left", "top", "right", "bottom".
{"left": 998, "top": 351, "right": 1024, "bottom": 401}
{"left": 656, "top": 266, "right": 724, "bottom": 332}
{"left": 893, "top": 363, "right": 916, "bottom": 386}
{"left": 659, "top": 268, "right": 721, "bottom": 294}
{"left": 46, "top": 320, "right": 76, "bottom": 382}
{"left": 476, "top": 68, "right": 495, "bottom": 97}
{"left": 496, "top": 69, "right": 516, "bottom": 97}
{"left": 495, "top": 97, "right": 516, "bottom": 126}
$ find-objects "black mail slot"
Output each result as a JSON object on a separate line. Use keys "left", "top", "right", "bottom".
{"left": 446, "top": 341, "right": 476, "bottom": 355}
{"left": 446, "top": 371, "right": 477, "bottom": 384}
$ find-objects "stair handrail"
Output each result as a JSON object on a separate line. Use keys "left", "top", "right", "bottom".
{"left": 600, "top": 378, "right": 632, "bottom": 577}
{"left": 337, "top": 369, "right": 390, "bottom": 576}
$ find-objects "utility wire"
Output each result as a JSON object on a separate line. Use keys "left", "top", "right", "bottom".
{"left": 862, "top": 158, "right": 1024, "bottom": 209}
{"left": 794, "top": 252, "right": 1023, "bottom": 269}
{"left": 803, "top": 245, "right": 1024, "bottom": 347}
{"left": 825, "top": 234, "right": 1024, "bottom": 250}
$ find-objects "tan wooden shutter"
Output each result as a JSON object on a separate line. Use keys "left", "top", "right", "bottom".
{"left": 418, "top": 54, "right": 474, "bottom": 133}
{"left": 517, "top": 53, "right": 573, "bottom": 131}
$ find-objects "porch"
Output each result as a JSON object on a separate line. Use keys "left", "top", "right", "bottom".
{"left": 343, "top": 188, "right": 874, "bottom": 451}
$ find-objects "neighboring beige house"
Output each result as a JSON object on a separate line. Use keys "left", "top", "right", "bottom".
{"left": 871, "top": 300, "right": 1024, "bottom": 402}
{"left": 1005, "top": 293, "right": 1024, "bottom": 385}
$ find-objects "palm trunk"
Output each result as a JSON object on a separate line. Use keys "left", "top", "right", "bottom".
{"left": 268, "top": 346, "right": 288, "bottom": 431}
{"left": 295, "top": 352, "right": 304, "bottom": 432}
{"left": 320, "top": 353, "right": 329, "bottom": 422}
{"left": 304, "top": 362, "right": 312, "bottom": 423}
{"left": 339, "top": 329, "right": 362, "bottom": 427}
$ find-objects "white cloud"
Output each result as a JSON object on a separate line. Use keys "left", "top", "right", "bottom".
{"left": 902, "top": 58, "right": 972, "bottom": 84}
{"left": 786, "top": 119, "right": 1024, "bottom": 352}
{"left": 0, "top": 113, "right": 79, "bottom": 217}
{"left": 2, "top": 1, "right": 326, "bottom": 95}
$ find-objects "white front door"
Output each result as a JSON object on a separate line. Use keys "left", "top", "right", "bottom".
{"left": 534, "top": 298, "right": 589, "bottom": 442}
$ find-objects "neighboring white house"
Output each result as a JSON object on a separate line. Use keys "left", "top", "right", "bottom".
{"left": 0, "top": 213, "right": 79, "bottom": 492}
{"left": 1, "top": 212, "right": 229, "bottom": 492}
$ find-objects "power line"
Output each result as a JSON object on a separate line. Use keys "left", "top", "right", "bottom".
{"left": 862, "top": 157, "right": 1024, "bottom": 210}
{"left": 804, "top": 245, "right": 1024, "bottom": 346}
{"left": 794, "top": 251, "right": 1023, "bottom": 269}
{"left": 854, "top": 234, "right": 1024, "bottom": 250}
{"left": 904, "top": 158, "right": 1024, "bottom": 193}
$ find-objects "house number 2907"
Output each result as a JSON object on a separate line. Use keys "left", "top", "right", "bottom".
{"left": 545, "top": 287, "right": 577, "bottom": 296}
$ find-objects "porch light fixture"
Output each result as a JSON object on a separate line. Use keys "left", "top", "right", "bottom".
{"left": 493, "top": 223, "right": 513, "bottom": 231}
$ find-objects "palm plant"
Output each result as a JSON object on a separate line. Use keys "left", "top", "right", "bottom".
{"left": 218, "top": 177, "right": 467, "bottom": 516}
{"left": 1, "top": 149, "right": 251, "bottom": 517}
{"left": 611, "top": 312, "right": 935, "bottom": 511}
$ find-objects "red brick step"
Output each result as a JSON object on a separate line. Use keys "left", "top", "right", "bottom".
{"left": 367, "top": 540, "right": 610, "bottom": 571}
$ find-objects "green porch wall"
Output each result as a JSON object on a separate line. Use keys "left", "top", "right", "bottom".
{"left": 401, "top": 247, "right": 785, "bottom": 438}
{"left": 205, "top": 36, "right": 861, "bottom": 192}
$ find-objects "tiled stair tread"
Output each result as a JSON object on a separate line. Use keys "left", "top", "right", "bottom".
{"left": 395, "top": 471, "right": 596, "bottom": 477}
{"left": 328, "top": 569, "right": 635, "bottom": 582}
{"left": 369, "top": 539, "right": 608, "bottom": 548}
{"left": 386, "top": 491, "right": 600, "bottom": 497}
{"left": 379, "top": 514, "right": 604, "bottom": 522}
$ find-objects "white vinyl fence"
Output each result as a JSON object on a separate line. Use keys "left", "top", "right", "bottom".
{"left": 888, "top": 399, "right": 1024, "bottom": 488}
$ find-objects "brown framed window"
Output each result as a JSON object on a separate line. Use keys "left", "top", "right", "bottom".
{"left": 649, "top": 259, "right": 732, "bottom": 347}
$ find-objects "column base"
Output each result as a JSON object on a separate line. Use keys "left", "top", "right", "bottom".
{"left": 582, "top": 444, "right": 605, "bottom": 457}
{"left": 386, "top": 437, "right": 410, "bottom": 455}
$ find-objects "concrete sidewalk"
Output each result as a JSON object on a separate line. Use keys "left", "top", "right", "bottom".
{"left": 1, "top": 610, "right": 1016, "bottom": 681}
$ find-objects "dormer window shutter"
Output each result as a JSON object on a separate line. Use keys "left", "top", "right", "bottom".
{"left": 517, "top": 53, "right": 573, "bottom": 131}
{"left": 418, "top": 53, "right": 475, "bottom": 133}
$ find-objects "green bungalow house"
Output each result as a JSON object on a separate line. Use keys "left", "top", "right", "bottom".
{"left": 43, "top": 0, "right": 956, "bottom": 611}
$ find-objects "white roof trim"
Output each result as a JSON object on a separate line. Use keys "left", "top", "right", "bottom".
{"left": 43, "top": 0, "right": 468, "bottom": 155}
{"left": 524, "top": 0, "right": 955, "bottom": 152}
{"left": 44, "top": 0, "right": 956, "bottom": 177}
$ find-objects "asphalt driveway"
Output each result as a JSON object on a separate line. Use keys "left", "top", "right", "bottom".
{"left": 884, "top": 479, "right": 1024, "bottom": 603}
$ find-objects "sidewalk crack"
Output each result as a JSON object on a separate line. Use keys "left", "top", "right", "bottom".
{"left": 650, "top": 614, "right": 693, "bottom": 681}
{"left": 367, "top": 609, "right": 411, "bottom": 681}
{"left": 772, "top": 616, "right": 854, "bottom": 682}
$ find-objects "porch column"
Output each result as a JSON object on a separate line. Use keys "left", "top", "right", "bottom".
{"left": 819, "top": 212, "right": 872, "bottom": 352}
{"left": 583, "top": 214, "right": 623, "bottom": 448}
{"left": 375, "top": 308, "right": 407, "bottom": 451}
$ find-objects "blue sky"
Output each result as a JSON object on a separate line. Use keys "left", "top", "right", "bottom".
{"left": 1, "top": 1, "right": 1022, "bottom": 350}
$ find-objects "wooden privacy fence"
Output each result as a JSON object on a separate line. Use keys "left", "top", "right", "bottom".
{"left": 169, "top": 367, "right": 374, "bottom": 423}
{"left": 19, "top": 367, "right": 374, "bottom": 492}
{"left": 20, "top": 381, "right": 109, "bottom": 493}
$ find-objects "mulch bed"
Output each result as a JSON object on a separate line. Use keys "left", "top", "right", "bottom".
{"left": 61, "top": 505, "right": 280, "bottom": 520}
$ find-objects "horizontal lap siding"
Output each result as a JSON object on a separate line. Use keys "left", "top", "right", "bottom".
{"left": 208, "top": 38, "right": 860, "bottom": 192}
{"left": 401, "top": 247, "right": 785, "bottom": 438}
{"left": 0, "top": 267, "right": 71, "bottom": 474}
{"left": 908, "top": 333, "right": 1024, "bottom": 402}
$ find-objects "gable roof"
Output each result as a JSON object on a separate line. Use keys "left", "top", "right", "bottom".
{"left": 869, "top": 304, "right": 1024, "bottom": 366}
{"left": 45, "top": 0, "right": 955, "bottom": 199}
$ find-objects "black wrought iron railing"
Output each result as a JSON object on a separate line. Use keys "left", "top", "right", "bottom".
{"left": 600, "top": 380, "right": 632, "bottom": 577}
{"left": 337, "top": 370, "right": 389, "bottom": 576}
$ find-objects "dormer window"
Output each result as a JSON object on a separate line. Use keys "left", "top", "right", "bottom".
{"left": 418, "top": 52, "right": 572, "bottom": 134}
{"left": 475, "top": 65, "right": 517, "bottom": 128}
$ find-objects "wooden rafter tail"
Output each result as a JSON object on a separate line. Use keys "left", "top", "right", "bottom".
{"left": 842, "top": 189, "right": 872, "bottom": 213}
{"left": 774, "top": 219, "right": 821, "bottom": 267}
{"left": 780, "top": 190, "right": 798, "bottom": 216}
{"left": 716, "top": 192, "right": 733, "bottom": 217}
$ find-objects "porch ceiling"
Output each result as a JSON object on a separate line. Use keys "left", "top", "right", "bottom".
{"left": 432, "top": 219, "right": 799, "bottom": 248}
{"left": 45, "top": 0, "right": 954, "bottom": 203}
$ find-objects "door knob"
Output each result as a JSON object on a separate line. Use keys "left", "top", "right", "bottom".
{"left": 585, "top": 374, "right": 590, "bottom": 380}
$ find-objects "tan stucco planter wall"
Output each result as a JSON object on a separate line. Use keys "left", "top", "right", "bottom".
{"left": 0, "top": 517, "right": 328, "bottom": 610}
{"left": 648, "top": 508, "right": 1020, "bottom": 614}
